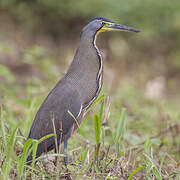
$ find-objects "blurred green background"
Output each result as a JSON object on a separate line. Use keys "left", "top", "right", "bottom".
{"left": 0, "top": 0, "right": 180, "bottom": 92}
{"left": 0, "top": 0, "right": 180, "bottom": 178}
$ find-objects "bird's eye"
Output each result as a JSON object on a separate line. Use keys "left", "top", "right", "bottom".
{"left": 101, "top": 22, "right": 105, "bottom": 26}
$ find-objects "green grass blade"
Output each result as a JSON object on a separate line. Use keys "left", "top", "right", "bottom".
{"left": 68, "top": 110, "right": 80, "bottom": 129}
{"left": 87, "top": 94, "right": 104, "bottom": 113}
{"left": 99, "top": 100, "right": 104, "bottom": 121}
{"left": 128, "top": 166, "right": 146, "bottom": 180}
{"left": 17, "top": 139, "right": 33, "bottom": 180}
{"left": 2, "top": 124, "right": 18, "bottom": 179}
{"left": 159, "top": 153, "right": 166, "bottom": 176}
{"left": 80, "top": 147, "right": 88, "bottom": 164}
{"left": 29, "top": 133, "right": 54, "bottom": 167}
{"left": 115, "top": 108, "right": 126, "bottom": 143}
{"left": 31, "top": 140, "right": 38, "bottom": 169}
{"left": 38, "top": 133, "right": 54, "bottom": 144}
{"left": 94, "top": 114, "right": 101, "bottom": 145}
{"left": 17, "top": 133, "right": 54, "bottom": 178}
{"left": 144, "top": 153, "right": 162, "bottom": 179}
{"left": 0, "top": 106, "right": 7, "bottom": 150}
{"left": 94, "top": 114, "right": 101, "bottom": 163}
{"left": 115, "top": 108, "right": 126, "bottom": 155}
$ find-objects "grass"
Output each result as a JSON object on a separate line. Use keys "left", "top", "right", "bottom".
{"left": 0, "top": 43, "right": 180, "bottom": 179}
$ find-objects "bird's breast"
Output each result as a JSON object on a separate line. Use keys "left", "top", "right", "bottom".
{"left": 80, "top": 47, "right": 103, "bottom": 111}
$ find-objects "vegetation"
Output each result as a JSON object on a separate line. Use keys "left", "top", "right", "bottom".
{"left": 0, "top": 0, "right": 180, "bottom": 179}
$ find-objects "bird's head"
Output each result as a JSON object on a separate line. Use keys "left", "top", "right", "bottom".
{"left": 82, "top": 17, "right": 140, "bottom": 38}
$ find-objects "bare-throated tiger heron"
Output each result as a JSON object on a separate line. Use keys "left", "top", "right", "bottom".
{"left": 27, "top": 17, "right": 140, "bottom": 166}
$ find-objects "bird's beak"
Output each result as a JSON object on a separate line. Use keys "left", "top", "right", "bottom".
{"left": 102, "top": 23, "right": 140, "bottom": 33}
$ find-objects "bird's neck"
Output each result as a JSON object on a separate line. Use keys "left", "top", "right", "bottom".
{"left": 65, "top": 31, "right": 103, "bottom": 106}
{"left": 67, "top": 31, "right": 102, "bottom": 76}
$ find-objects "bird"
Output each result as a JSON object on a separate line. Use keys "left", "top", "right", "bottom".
{"left": 26, "top": 17, "right": 140, "bottom": 166}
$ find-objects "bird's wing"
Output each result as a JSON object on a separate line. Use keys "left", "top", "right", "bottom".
{"left": 28, "top": 82, "right": 82, "bottom": 143}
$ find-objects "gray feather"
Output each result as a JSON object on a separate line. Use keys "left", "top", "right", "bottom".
{"left": 27, "top": 80, "right": 82, "bottom": 163}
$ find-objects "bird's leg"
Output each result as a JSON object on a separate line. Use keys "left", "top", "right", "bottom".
{"left": 64, "top": 139, "right": 68, "bottom": 166}
{"left": 54, "top": 148, "right": 57, "bottom": 165}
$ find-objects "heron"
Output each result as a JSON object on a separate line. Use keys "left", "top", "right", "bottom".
{"left": 26, "top": 17, "right": 140, "bottom": 166}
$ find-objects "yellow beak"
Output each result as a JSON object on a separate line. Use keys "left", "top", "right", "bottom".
{"left": 101, "top": 23, "right": 140, "bottom": 33}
